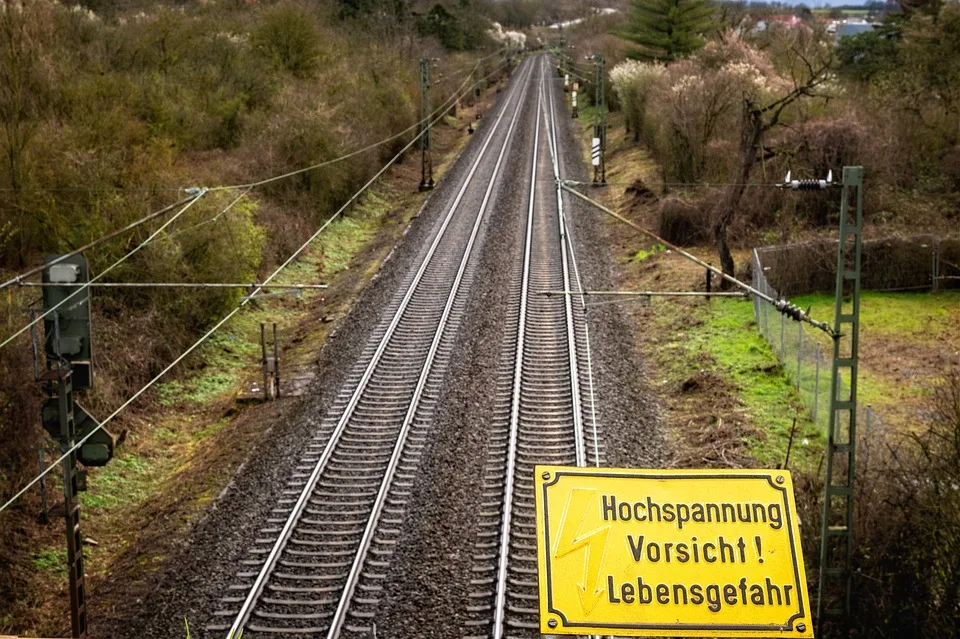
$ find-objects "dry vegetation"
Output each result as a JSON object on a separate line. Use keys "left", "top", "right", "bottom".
{"left": 564, "top": 0, "right": 960, "bottom": 633}
{"left": 0, "top": 0, "right": 526, "bottom": 631}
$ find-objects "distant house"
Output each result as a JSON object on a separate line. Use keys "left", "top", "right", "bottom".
{"left": 834, "top": 20, "right": 876, "bottom": 38}
{"left": 751, "top": 14, "right": 803, "bottom": 32}
{"left": 768, "top": 14, "right": 803, "bottom": 26}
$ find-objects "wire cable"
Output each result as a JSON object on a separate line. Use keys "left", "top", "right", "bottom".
{"left": 0, "top": 62, "right": 499, "bottom": 517}
{"left": 143, "top": 187, "right": 255, "bottom": 246}
{"left": 541, "top": 56, "right": 601, "bottom": 468}
{"left": 0, "top": 58, "right": 506, "bottom": 276}
{"left": 564, "top": 179, "right": 786, "bottom": 188}
{"left": 560, "top": 183, "right": 837, "bottom": 336}
{"left": 0, "top": 193, "right": 203, "bottom": 293}
{"left": 0, "top": 191, "right": 213, "bottom": 353}
{"left": 210, "top": 58, "right": 508, "bottom": 192}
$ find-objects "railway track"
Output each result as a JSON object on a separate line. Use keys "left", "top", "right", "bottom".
{"left": 209, "top": 57, "right": 537, "bottom": 639}
{"left": 464, "top": 57, "right": 604, "bottom": 639}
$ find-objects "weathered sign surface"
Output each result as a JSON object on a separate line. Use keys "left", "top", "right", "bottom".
{"left": 535, "top": 467, "right": 813, "bottom": 637}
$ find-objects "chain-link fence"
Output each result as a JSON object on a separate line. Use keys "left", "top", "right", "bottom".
{"left": 752, "top": 249, "right": 838, "bottom": 432}
{"left": 751, "top": 237, "right": 960, "bottom": 433}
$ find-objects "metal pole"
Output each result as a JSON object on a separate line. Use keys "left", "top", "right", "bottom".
{"left": 261, "top": 323, "right": 268, "bottom": 402}
{"left": 933, "top": 245, "right": 940, "bottom": 292}
{"left": 797, "top": 321, "right": 803, "bottom": 391}
{"left": 29, "top": 308, "right": 40, "bottom": 381}
{"left": 706, "top": 267, "right": 712, "bottom": 300}
{"left": 419, "top": 56, "right": 434, "bottom": 192}
{"left": 814, "top": 343, "right": 821, "bottom": 423}
{"left": 273, "top": 323, "right": 280, "bottom": 398}
{"left": 818, "top": 166, "right": 864, "bottom": 636}
{"left": 780, "top": 312, "right": 786, "bottom": 361}
{"left": 593, "top": 54, "right": 606, "bottom": 185}
{"left": 57, "top": 364, "right": 87, "bottom": 638}
{"left": 763, "top": 296, "right": 769, "bottom": 339}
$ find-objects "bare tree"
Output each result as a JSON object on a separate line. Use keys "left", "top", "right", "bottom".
{"left": 712, "top": 30, "right": 833, "bottom": 281}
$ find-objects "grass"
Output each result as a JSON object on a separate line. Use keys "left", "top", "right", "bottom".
{"left": 793, "top": 291, "right": 959, "bottom": 344}
{"left": 32, "top": 548, "right": 67, "bottom": 578}
{"left": 662, "top": 297, "right": 822, "bottom": 468}
{"left": 79, "top": 453, "right": 161, "bottom": 511}
{"left": 151, "top": 210, "right": 379, "bottom": 408}
{"left": 788, "top": 290, "right": 960, "bottom": 428}
{"left": 673, "top": 290, "right": 958, "bottom": 466}
{"left": 633, "top": 243, "right": 665, "bottom": 262}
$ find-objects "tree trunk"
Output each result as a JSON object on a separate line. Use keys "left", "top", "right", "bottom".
{"left": 713, "top": 102, "right": 764, "bottom": 287}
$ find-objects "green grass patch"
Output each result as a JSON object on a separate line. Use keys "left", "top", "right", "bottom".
{"left": 666, "top": 298, "right": 822, "bottom": 468}
{"left": 633, "top": 243, "right": 666, "bottom": 262}
{"left": 156, "top": 186, "right": 390, "bottom": 409}
{"left": 790, "top": 291, "right": 959, "bottom": 408}
{"left": 792, "top": 291, "right": 959, "bottom": 343}
{"left": 193, "top": 418, "right": 231, "bottom": 442}
{"left": 32, "top": 548, "right": 68, "bottom": 577}
{"left": 316, "top": 216, "right": 377, "bottom": 276}
{"left": 79, "top": 453, "right": 161, "bottom": 512}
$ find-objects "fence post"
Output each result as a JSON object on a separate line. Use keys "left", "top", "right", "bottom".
{"left": 933, "top": 244, "right": 940, "bottom": 293}
{"left": 780, "top": 312, "right": 786, "bottom": 361}
{"left": 38, "top": 445, "right": 48, "bottom": 524}
{"left": 763, "top": 296, "right": 769, "bottom": 338}
{"left": 796, "top": 321, "right": 803, "bottom": 392}
{"left": 813, "top": 343, "right": 821, "bottom": 423}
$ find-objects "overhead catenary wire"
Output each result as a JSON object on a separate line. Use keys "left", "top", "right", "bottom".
{"left": 3, "top": 58, "right": 506, "bottom": 309}
{"left": 0, "top": 59, "right": 501, "bottom": 518}
{"left": 559, "top": 183, "right": 837, "bottom": 336}
{"left": 210, "top": 58, "right": 508, "bottom": 192}
{"left": 0, "top": 190, "right": 215, "bottom": 353}
{"left": 540, "top": 289, "right": 749, "bottom": 297}
{"left": 562, "top": 178, "right": 786, "bottom": 188}
{"left": 144, "top": 186, "right": 255, "bottom": 246}
{"left": 0, "top": 192, "right": 203, "bottom": 293}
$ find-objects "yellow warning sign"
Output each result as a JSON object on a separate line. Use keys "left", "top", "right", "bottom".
{"left": 535, "top": 467, "right": 812, "bottom": 637}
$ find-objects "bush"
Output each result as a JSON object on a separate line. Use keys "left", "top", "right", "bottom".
{"left": 253, "top": 3, "right": 324, "bottom": 77}
{"left": 657, "top": 194, "right": 710, "bottom": 245}
{"left": 796, "top": 364, "right": 960, "bottom": 636}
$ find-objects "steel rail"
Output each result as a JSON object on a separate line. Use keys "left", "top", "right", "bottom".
{"left": 324, "top": 56, "right": 537, "bottom": 639}
{"left": 544, "top": 57, "right": 602, "bottom": 469}
{"left": 223, "top": 58, "right": 536, "bottom": 639}
{"left": 491, "top": 59, "right": 549, "bottom": 639}
{"left": 480, "top": 54, "right": 597, "bottom": 639}
{"left": 542, "top": 62, "right": 586, "bottom": 469}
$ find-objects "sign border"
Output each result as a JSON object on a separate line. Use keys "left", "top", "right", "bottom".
{"left": 539, "top": 468, "right": 809, "bottom": 633}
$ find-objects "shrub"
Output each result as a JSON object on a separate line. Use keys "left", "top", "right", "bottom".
{"left": 657, "top": 194, "right": 710, "bottom": 245}
{"left": 796, "top": 364, "right": 960, "bottom": 636}
{"left": 610, "top": 59, "right": 664, "bottom": 143}
{"left": 253, "top": 3, "right": 323, "bottom": 77}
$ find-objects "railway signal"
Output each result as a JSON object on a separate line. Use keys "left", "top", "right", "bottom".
{"left": 35, "top": 254, "right": 110, "bottom": 639}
